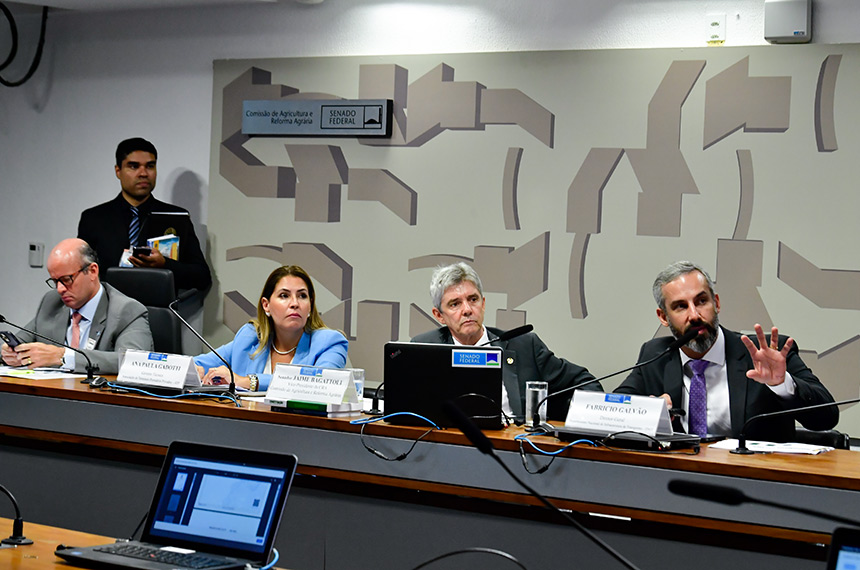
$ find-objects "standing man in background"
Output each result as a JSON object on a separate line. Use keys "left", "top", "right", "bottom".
{"left": 77, "top": 137, "right": 211, "bottom": 294}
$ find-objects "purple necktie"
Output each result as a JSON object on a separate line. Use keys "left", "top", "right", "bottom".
{"left": 688, "top": 359, "right": 710, "bottom": 437}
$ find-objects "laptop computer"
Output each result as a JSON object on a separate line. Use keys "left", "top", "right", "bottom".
{"left": 827, "top": 527, "right": 860, "bottom": 570}
{"left": 55, "top": 440, "right": 298, "bottom": 570}
{"left": 383, "top": 341, "right": 504, "bottom": 429}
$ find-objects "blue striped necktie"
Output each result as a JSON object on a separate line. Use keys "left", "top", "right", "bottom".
{"left": 129, "top": 206, "right": 140, "bottom": 247}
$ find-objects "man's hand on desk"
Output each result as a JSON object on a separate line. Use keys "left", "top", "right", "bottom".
{"left": 3, "top": 342, "right": 64, "bottom": 368}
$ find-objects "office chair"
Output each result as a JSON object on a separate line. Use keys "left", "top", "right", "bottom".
{"left": 104, "top": 267, "right": 175, "bottom": 307}
{"left": 794, "top": 427, "right": 850, "bottom": 450}
{"left": 105, "top": 267, "right": 182, "bottom": 354}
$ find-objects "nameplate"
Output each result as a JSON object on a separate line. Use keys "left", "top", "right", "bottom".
{"left": 242, "top": 99, "right": 392, "bottom": 137}
{"left": 265, "top": 364, "right": 358, "bottom": 406}
{"left": 117, "top": 350, "right": 199, "bottom": 390}
{"left": 564, "top": 392, "right": 671, "bottom": 437}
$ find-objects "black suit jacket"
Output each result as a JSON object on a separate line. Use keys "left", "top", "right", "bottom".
{"left": 614, "top": 326, "right": 838, "bottom": 442}
{"left": 78, "top": 193, "right": 212, "bottom": 292}
{"left": 411, "top": 326, "right": 600, "bottom": 421}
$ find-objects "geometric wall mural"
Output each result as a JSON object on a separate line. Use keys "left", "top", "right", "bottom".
{"left": 211, "top": 45, "right": 860, "bottom": 432}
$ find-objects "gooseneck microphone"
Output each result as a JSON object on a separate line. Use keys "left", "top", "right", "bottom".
{"left": 0, "top": 313, "right": 105, "bottom": 386}
{"left": 477, "top": 324, "right": 534, "bottom": 347}
{"left": 731, "top": 397, "right": 856, "bottom": 455}
{"left": 168, "top": 290, "right": 237, "bottom": 400}
{"left": 0, "top": 483, "right": 33, "bottom": 546}
{"left": 668, "top": 479, "right": 860, "bottom": 527}
{"left": 529, "top": 326, "right": 703, "bottom": 429}
{"left": 443, "top": 399, "right": 641, "bottom": 570}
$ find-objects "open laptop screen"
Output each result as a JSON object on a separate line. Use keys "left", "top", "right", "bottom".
{"left": 141, "top": 442, "right": 296, "bottom": 562}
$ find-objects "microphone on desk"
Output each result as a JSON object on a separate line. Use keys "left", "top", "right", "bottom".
{"left": 527, "top": 326, "right": 704, "bottom": 431}
{"left": 667, "top": 479, "right": 860, "bottom": 527}
{"left": 167, "top": 290, "right": 237, "bottom": 400}
{"left": 0, "top": 484, "right": 33, "bottom": 546}
{"left": 442, "top": 399, "right": 641, "bottom": 570}
{"left": 731, "top": 397, "right": 856, "bottom": 455}
{"left": 0, "top": 314, "right": 106, "bottom": 387}
{"left": 477, "top": 324, "right": 534, "bottom": 347}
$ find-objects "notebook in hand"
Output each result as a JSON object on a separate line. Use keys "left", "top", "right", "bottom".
{"left": 383, "top": 341, "right": 504, "bottom": 429}
{"left": 55, "top": 440, "right": 297, "bottom": 570}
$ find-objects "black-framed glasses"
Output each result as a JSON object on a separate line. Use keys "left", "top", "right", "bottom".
{"left": 46, "top": 265, "right": 90, "bottom": 289}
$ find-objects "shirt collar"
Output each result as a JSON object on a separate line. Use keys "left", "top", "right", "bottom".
{"left": 679, "top": 326, "right": 725, "bottom": 369}
{"left": 451, "top": 326, "right": 489, "bottom": 346}
{"left": 72, "top": 284, "right": 104, "bottom": 323}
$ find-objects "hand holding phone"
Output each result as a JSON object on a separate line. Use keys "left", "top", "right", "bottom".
{"left": 0, "top": 330, "right": 21, "bottom": 348}
{"left": 132, "top": 246, "right": 152, "bottom": 257}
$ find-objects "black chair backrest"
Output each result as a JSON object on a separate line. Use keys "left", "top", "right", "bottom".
{"left": 105, "top": 267, "right": 175, "bottom": 307}
{"left": 147, "top": 306, "right": 182, "bottom": 355}
{"left": 794, "top": 428, "right": 851, "bottom": 450}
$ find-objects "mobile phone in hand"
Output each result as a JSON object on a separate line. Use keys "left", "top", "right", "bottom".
{"left": 132, "top": 246, "right": 152, "bottom": 257}
{"left": 0, "top": 330, "right": 22, "bottom": 348}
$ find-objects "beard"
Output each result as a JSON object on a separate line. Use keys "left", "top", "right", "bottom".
{"left": 669, "top": 314, "right": 719, "bottom": 354}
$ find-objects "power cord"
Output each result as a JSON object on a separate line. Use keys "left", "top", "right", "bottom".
{"left": 0, "top": 3, "right": 48, "bottom": 87}
{"left": 351, "top": 413, "right": 441, "bottom": 461}
{"left": 410, "top": 547, "right": 528, "bottom": 570}
{"left": 98, "top": 381, "right": 241, "bottom": 407}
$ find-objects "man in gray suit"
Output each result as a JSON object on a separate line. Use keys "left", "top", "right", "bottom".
{"left": 412, "top": 262, "right": 600, "bottom": 422}
{"left": 0, "top": 238, "right": 153, "bottom": 374}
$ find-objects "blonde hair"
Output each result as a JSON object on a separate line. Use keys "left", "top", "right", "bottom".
{"left": 251, "top": 265, "right": 328, "bottom": 358}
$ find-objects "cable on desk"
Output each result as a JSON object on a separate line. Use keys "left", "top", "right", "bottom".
{"left": 350, "top": 413, "right": 441, "bottom": 461}
{"left": 514, "top": 433, "right": 597, "bottom": 474}
{"left": 101, "top": 381, "right": 241, "bottom": 407}
{"left": 598, "top": 431, "right": 701, "bottom": 455}
{"left": 248, "top": 547, "right": 278, "bottom": 570}
{"left": 410, "top": 547, "right": 528, "bottom": 570}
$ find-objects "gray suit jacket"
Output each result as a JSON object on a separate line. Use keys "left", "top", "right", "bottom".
{"left": 13, "top": 283, "right": 153, "bottom": 374}
{"left": 412, "top": 326, "right": 600, "bottom": 421}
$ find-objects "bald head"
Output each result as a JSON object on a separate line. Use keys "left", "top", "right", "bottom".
{"left": 46, "top": 239, "right": 101, "bottom": 309}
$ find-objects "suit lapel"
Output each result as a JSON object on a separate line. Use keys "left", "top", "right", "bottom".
{"left": 723, "top": 328, "right": 752, "bottom": 432}
{"left": 662, "top": 349, "right": 685, "bottom": 408}
{"left": 88, "top": 287, "right": 110, "bottom": 349}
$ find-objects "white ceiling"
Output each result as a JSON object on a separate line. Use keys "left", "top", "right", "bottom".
{"left": 8, "top": 0, "right": 323, "bottom": 12}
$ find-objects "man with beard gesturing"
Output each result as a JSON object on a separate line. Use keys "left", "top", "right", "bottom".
{"left": 614, "top": 261, "right": 838, "bottom": 442}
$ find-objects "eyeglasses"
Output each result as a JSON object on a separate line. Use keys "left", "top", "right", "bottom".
{"left": 46, "top": 265, "right": 90, "bottom": 289}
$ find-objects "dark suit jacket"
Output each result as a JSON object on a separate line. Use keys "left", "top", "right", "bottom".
{"left": 614, "top": 326, "right": 838, "bottom": 442}
{"left": 11, "top": 283, "right": 153, "bottom": 375}
{"left": 78, "top": 193, "right": 212, "bottom": 292}
{"left": 411, "top": 326, "right": 600, "bottom": 421}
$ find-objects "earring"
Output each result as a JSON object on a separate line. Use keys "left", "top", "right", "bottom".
{"left": 265, "top": 312, "right": 271, "bottom": 317}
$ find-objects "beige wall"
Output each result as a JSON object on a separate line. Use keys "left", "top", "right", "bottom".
{"left": 207, "top": 45, "right": 860, "bottom": 433}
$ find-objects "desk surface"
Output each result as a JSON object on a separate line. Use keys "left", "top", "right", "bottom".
{"left": 0, "top": 375, "right": 857, "bottom": 546}
{"left": 0, "top": 516, "right": 108, "bottom": 569}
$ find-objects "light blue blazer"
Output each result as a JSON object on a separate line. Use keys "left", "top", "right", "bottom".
{"left": 194, "top": 323, "right": 348, "bottom": 390}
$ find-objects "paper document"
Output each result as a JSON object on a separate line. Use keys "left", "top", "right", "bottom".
{"left": 0, "top": 366, "right": 88, "bottom": 380}
{"left": 710, "top": 438, "right": 834, "bottom": 455}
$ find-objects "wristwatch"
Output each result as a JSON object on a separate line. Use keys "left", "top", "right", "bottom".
{"left": 248, "top": 373, "right": 259, "bottom": 391}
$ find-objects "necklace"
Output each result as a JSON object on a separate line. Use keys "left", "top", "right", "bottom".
{"left": 271, "top": 343, "right": 297, "bottom": 355}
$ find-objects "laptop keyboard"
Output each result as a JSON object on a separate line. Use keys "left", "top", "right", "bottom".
{"left": 94, "top": 543, "right": 228, "bottom": 569}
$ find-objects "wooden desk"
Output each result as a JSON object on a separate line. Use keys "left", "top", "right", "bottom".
{"left": 0, "top": 376, "right": 851, "bottom": 569}
{"left": 0, "top": 516, "right": 108, "bottom": 569}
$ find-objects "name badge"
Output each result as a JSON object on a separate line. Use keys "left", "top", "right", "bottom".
{"left": 565, "top": 392, "right": 671, "bottom": 436}
{"left": 265, "top": 364, "right": 358, "bottom": 406}
{"left": 118, "top": 350, "right": 199, "bottom": 390}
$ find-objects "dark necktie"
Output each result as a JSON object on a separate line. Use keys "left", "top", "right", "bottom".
{"left": 688, "top": 359, "right": 710, "bottom": 437}
{"left": 129, "top": 205, "right": 140, "bottom": 247}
